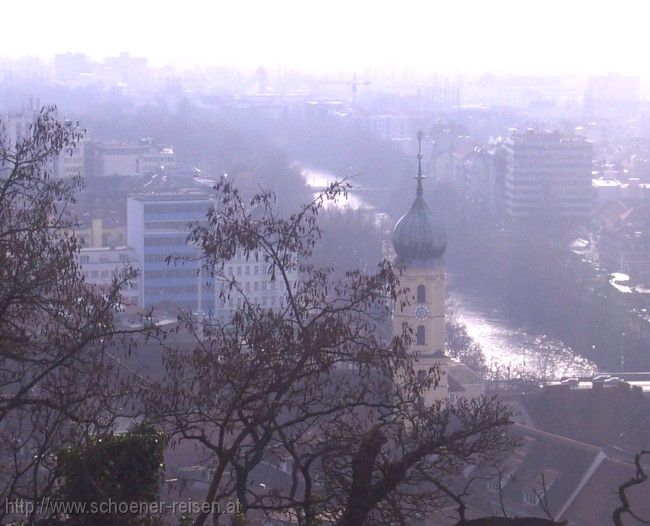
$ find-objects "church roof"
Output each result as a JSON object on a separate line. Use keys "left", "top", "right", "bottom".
{"left": 392, "top": 132, "right": 447, "bottom": 264}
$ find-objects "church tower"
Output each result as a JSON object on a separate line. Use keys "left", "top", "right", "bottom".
{"left": 392, "top": 132, "right": 449, "bottom": 404}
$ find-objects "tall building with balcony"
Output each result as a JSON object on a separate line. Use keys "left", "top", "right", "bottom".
{"left": 127, "top": 191, "right": 213, "bottom": 310}
{"left": 504, "top": 130, "right": 593, "bottom": 220}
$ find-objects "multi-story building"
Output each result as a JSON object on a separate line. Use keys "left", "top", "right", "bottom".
{"left": 2, "top": 109, "right": 85, "bottom": 178}
{"left": 585, "top": 73, "right": 640, "bottom": 117}
{"left": 77, "top": 246, "right": 140, "bottom": 307}
{"left": 366, "top": 115, "right": 413, "bottom": 141}
{"left": 504, "top": 130, "right": 593, "bottom": 220}
{"left": 55, "top": 140, "right": 85, "bottom": 178}
{"left": 85, "top": 139, "right": 175, "bottom": 178}
{"left": 214, "top": 251, "right": 299, "bottom": 320}
{"left": 598, "top": 204, "right": 650, "bottom": 283}
{"left": 465, "top": 143, "right": 507, "bottom": 215}
{"left": 76, "top": 218, "right": 126, "bottom": 249}
{"left": 0, "top": 111, "right": 34, "bottom": 147}
{"left": 127, "top": 191, "right": 213, "bottom": 310}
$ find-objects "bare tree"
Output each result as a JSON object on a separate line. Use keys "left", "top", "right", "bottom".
{"left": 143, "top": 180, "right": 515, "bottom": 526}
{"left": 613, "top": 450, "right": 650, "bottom": 526}
{"left": 0, "top": 107, "right": 144, "bottom": 523}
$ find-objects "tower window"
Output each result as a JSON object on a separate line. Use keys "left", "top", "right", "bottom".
{"left": 416, "top": 325, "right": 426, "bottom": 345}
{"left": 417, "top": 285, "right": 426, "bottom": 303}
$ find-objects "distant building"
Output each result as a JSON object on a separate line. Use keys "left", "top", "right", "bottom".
{"left": 598, "top": 203, "right": 650, "bottom": 282}
{"left": 55, "top": 140, "right": 85, "bottom": 178}
{"left": 77, "top": 246, "right": 140, "bottom": 307}
{"left": 85, "top": 139, "right": 175, "bottom": 178}
{"left": 54, "top": 53, "right": 92, "bottom": 81}
{"left": 76, "top": 218, "right": 126, "bottom": 249}
{"left": 0, "top": 111, "right": 34, "bottom": 147}
{"left": 465, "top": 143, "right": 508, "bottom": 215}
{"left": 366, "top": 114, "right": 414, "bottom": 141}
{"left": 1, "top": 109, "right": 85, "bottom": 178}
{"left": 214, "top": 251, "right": 299, "bottom": 320}
{"left": 504, "top": 130, "right": 593, "bottom": 220}
{"left": 430, "top": 131, "right": 476, "bottom": 184}
{"left": 103, "top": 52, "right": 148, "bottom": 86}
{"left": 127, "top": 191, "right": 213, "bottom": 309}
{"left": 585, "top": 73, "right": 640, "bottom": 117}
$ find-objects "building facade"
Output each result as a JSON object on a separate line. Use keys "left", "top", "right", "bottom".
{"left": 127, "top": 191, "right": 213, "bottom": 309}
{"left": 214, "top": 251, "right": 299, "bottom": 320}
{"left": 77, "top": 246, "right": 140, "bottom": 307}
{"left": 76, "top": 218, "right": 126, "bottom": 248}
{"left": 85, "top": 139, "right": 175, "bottom": 178}
{"left": 55, "top": 140, "right": 85, "bottom": 178}
{"left": 505, "top": 130, "right": 593, "bottom": 220}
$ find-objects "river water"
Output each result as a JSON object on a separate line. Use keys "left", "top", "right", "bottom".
{"left": 300, "top": 164, "right": 597, "bottom": 380}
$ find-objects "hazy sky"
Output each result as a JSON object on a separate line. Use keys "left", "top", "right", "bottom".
{"left": 1, "top": 0, "right": 646, "bottom": 76}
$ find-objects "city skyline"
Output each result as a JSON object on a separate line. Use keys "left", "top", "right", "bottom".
{"left": 1, "top": 0, "right": 649, "bottom": 77}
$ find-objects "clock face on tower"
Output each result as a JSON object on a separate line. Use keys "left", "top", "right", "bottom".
{"left": 414, "top": 305, "right": 429, "bottom": 320}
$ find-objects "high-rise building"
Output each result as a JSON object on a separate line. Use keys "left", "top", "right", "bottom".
{"left": 127, "top": 191, "right": 214, "bottom": 310}
{"left": 504, "top": 130, "right": 593, "bottom": 220}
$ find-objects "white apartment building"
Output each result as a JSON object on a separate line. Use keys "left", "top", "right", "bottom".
{"left": 0, "top": 111, "right": 34, "bottom": 147}
{"left": 505, "top": 130, "right": 593, "bottom": 219}
{"left": 77, "top": 246, "right": 141, "bottom": 307}
{"left": 85, "top": 139, "right": 175, "bottom": 177}
{"left": 55, "top": 140, "right": 85, "bottom": 178}
{"left": 215, "top": 251, "right": 299, "bottom": 319}
{"left": 2, "top": 110, "right": 85, "bottom": 178}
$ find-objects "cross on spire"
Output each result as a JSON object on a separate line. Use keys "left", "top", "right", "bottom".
{"left": 416, "top": 130, "right": 425, "bottom": 196}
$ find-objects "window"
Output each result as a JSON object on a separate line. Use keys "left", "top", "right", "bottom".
{"left": 523, "top": 490, "right": 539, "bottom": 506}
{"left": 487, "top": 478, "right": 499, "bottom": 493}
{"left": 416, "top": 325, "right": 426, "bottom": 345}
{"left": 417, "top": 285, "right": 426, "bottom": 303}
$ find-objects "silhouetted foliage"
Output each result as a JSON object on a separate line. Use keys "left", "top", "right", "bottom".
{"left": 53, "top": 425, "right": 168, "bottom": 526}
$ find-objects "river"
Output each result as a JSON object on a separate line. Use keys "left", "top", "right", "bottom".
{"left": 299, "top": 164, "right": 597, "bottom": 380}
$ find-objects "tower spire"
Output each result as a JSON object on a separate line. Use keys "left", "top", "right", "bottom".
{"left": 416, "top": 130, "right": 425, "bottom": 196}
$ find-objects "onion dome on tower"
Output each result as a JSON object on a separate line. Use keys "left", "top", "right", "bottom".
{"left": 392, "top": 131, "right": 447, "bottom": 265}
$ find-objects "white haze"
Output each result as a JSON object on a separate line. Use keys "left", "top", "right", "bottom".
{"left": 0, "top": 0, "right": 648, "bottom": 76}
